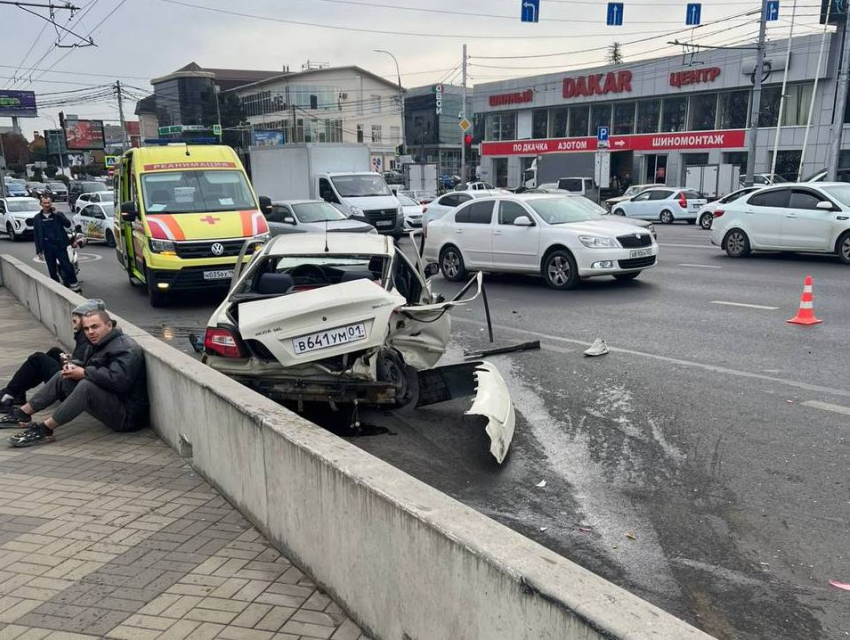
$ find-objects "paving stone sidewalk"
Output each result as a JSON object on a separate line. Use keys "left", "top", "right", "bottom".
{"left": 0, "top": 290, "right": 366, "bottom": 640}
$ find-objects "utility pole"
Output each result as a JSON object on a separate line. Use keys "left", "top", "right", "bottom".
{"left": 745, "top": 0, "right": 770, "bottom": 186}
{"left": 0, "top": 131, "right": 7, "bottom": 197}
{"left": 461, "top": 43, "right": 468, "bottom": 184}
{"left": 115, "top": 80, "right": 129, "bottom": 151}
{"left": 828, "top": 8, "right": 850, "bottom": 180}
{"left": 374, "top": 50, "right": 406, "bottom": 157}
{"left": 771, "top": 0, "right": 797, "bottom": 175}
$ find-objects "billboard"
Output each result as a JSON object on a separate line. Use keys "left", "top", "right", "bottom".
{"left": 44, "top": 129, "right": 68, "bottom": 156}
{"left": 63, "top": 119, "right": 105, "bottom": 151}
{"left": 0, "top": 90, "right": 37, "bottom": 118}
{"left": 252, "top": 130, "right": 285, "bottom": 147}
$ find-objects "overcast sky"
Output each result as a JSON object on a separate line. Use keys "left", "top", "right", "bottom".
{"left": 0, "top": 0, "right": 825, "bottom": 138}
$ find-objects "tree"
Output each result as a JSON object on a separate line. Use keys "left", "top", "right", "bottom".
{"left": 0, "top": 133, "right": 29, "bottom": 166}
{"left": 218, "top": 92, "right": 246, "bottom": 149}
{"left": 608, "top": 42, "right": 624, "bottom": 65}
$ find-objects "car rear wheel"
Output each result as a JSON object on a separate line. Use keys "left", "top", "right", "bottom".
{"left": 699, "top": 213, "right": 713, "bottom": 230}
{"left": 542, "top": 249, "right": 579, "bottom": 290}
{"left": 439, "top": 246, "right": 467, "bottom": 282}
{"left": 837, "top": 232, "right": 850, "bottom": 265}
{"left": 105, "top": 230, "right": 116, "bottom": 248}
{"left": 614, "top": 272, "right": 641, "bottom": 282}
{"left": 660, "top": 210, "right": 674, "bottom": 224}
{"left": 613, "top": 208, "right": 626, "bottom": 216}
{"left": 723, "top": 229, "right": 751, "bottom": 258}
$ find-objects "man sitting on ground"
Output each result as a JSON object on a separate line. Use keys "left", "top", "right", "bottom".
{"left": 6, "top": 309, "right": 149, "bottom": 447}
{"left": 0, "top": 299, "right": 105, "bottom": 415}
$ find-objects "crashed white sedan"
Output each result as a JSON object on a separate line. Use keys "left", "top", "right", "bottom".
{"left": 199, "top": 233, "right": 515, "bottom": 463}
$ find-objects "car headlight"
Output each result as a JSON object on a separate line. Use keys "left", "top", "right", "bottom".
{"left": 647, "top": 224, "right": 656, "bottom": 235}
{"left": 578, "top": 235, "right": 619, "bottom": 249}
{"left": 397, "top": 205, "right": 404, "bottom": 217}
{"left": 252, "top": 233, "right": 270, "bottom": 251}
{"left": 349, "top": 206, "right": 364, "bottom": 217}
{"left": 149, "top": 238, "right": 176, "bottom": 253}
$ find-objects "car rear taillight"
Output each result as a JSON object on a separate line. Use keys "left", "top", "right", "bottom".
{"left": 678, "top": 192, "right": 688, "bottom": 208}
{"left": 713, "top": 209, "right": 725, "bottom": 218}
{"left": 203, "top": 327, "right": 244, "bottom": 358}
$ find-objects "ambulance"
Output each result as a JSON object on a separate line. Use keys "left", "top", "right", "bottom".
{"left": 114, "top": 145, "right": 269, "bottom": 306}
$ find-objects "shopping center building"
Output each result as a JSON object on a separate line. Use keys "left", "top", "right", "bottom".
{"left": 473, "top": 32, "right": 847, "bottom": 189}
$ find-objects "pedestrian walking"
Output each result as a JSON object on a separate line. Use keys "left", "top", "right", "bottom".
{"left": 6, "top": 309, "right": 149, "bottom": 447}
{"left": 33, "top": 196, "right": 81, "bottom": 293}
{"left": 0, "top": 299, "right": 103, "bottom": 415}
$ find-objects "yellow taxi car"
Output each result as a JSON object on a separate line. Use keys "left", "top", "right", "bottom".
{"left": 114, "top": 144, "right": 268, "bottom": 306}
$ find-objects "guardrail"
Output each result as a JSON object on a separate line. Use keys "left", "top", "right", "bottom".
{"left": 0, "top": 254, "right": 715, "bottom": 640}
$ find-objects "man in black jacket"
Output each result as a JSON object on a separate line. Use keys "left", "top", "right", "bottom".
{"left": 0, "top": 299, "right": 104, "bottom": 416}
{"left": 33, "top": 196, "right": 81, "bottom": 293}
{"left": 7, "top": 309, "right": 149, "bottom": 447}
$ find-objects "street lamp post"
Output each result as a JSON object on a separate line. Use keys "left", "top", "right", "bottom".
{"left": 374, "top": 49, "right": 406, "bottom": 157}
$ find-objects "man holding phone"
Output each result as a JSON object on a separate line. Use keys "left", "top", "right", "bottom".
{"left": 6, "top": 309, "right": 149, "bottom": 447}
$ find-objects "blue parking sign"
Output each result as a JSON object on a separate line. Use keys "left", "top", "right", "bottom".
{"left": 597, "top": 126, "right": 610, "bottom": 142}
{"left": 607, "top": 2, "right": 624, "bottom": 25}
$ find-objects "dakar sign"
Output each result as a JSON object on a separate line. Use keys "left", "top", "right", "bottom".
{"left": 562, "top": 71, "right": 632, "bottom": 99}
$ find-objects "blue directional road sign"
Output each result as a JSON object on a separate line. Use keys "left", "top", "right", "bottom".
{"left": 686, "top": 2, "right": 701, "bottom": 25}
{"left": 765, "top": 0, "right": 780, "bottom": 20}
{"left": 521, "top": 0, "right": 540, "bottom": 23}
{"left": 607, "top": 2, "right": 624, "bottom": 25}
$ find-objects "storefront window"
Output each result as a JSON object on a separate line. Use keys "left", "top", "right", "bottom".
{"left": 759, "top": 87, "right": 782, "bottom": 127}
{"left": 784, "top": 84, "right": 812, "bottom": 126}
{"left": 637, "top": 100, "right": 660, "bottom": 133}
{"left": 723, "top": 152, "right": 747, "bottom": 174}
{"left": 550, "top": 108, "right": 568, "bottom": 137}
{"left": 569, "top": 106, "right": 589, "bottom": 137}
{"left": 532, "top": 110, "right": 549, "bottom": 139}
{"left": 771, "top": 150, "right": 802, "bottom": 181}
{"left": 689, "top": 94, "right": 717, "bottom": 130}
{"left": 719, "top": 91, "right": 749, "bottom": 129}
{"left": 590, "top": 104, "right": 611, "bottom": 136}
{"left": 485, "top": 113, "right": 517, "bottom": 141}
{"left": 662, "top": 97, "right": 688, "bottom": 132}
{"left": 613, "top": 102, "right": 635, "bottom": 135}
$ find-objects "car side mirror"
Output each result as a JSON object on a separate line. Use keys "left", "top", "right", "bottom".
{"left": 424, "top": 263, "right": 440, "bottom": 278}
{"left": 816, "top": 200, "right": 835, "bottom": 211}
{"left": 514, "top": 215, "right": 534, "bottom": 227}
{"left": 258, "top": 195, "right": 272, "bottom": 215}
{"left": 120, "top": 200, "right": 137, "bottom": 222}
{"left": 283, "top": 216, "right": 296, "bottom": 225}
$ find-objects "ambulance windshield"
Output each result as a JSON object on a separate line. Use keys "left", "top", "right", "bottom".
{"left": 141, "top": 170, "right": 256, "bottom": 214}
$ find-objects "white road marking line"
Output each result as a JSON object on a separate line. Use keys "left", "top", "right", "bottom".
{"left": 679, "top": 263, "right": 722, "bottom": 269}
{"left": 801, "top": 400, "right": 850, "bottom": 417}
{"left": 452, "top": 317, "right": 850, "bottom": 399}
{"left": 710, "top": 301, "right": 779, "bottom": 310}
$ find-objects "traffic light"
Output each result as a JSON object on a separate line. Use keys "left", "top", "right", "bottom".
{"left": 464, "top": 133, "right": 473, "bottom": 151}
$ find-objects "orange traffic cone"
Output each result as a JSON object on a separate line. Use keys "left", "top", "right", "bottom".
{"left": 787, "top": 276, "right": 822, "bottom": 326}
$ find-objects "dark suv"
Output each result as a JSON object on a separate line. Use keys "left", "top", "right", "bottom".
{"left": 69, "top": 181, "right": 105, "bottom": 207}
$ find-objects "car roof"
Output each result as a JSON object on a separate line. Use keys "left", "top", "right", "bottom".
{"left": 264, "top": 232, "right": 393, "bottom": 257}
{"left": 0, "top": 197, "right": 39, "bottom": 202}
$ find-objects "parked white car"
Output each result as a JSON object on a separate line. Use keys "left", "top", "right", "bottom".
{"left": 604, "top": 183, "right": 663, "bottom": 210}
{"left": 264, "top": 200, "right": 375, "bottom": 236}
{"left": 200, "top": 232, "right": 515, "bottom": 463}
{"left": 72, "top": 189, "right": 113, "bottom": 214}
{"left": 611, "top": 187, "right": 707, "bottom": 224}
{"left": 695, "top": 187, "right": 761, "bottom": 230}
{"left": 424, "top": 194, "right": 658, "bottom": 290}
{"left": 73, "top": 202, "right": 118, "bottom": 246}
{"left": 711, "top": 183, "right": 850, "bottom": 263}
{"left": 422, "top": 190, "right": 502, "bottom": 230}
{"left": 0, "top": 197, "right": 41, "bottom": 241}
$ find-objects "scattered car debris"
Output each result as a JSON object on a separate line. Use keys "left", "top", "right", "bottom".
{"left": 578, "top": 527, "right": 593, "bottom": 533}
{"left": 536, "top": 480, "right": 547, "bottom": 488}
{"left": 198, "top": 233, "right": 517, "bottom": 464}
{"left": 464, "top": 340, "right": 541, "bottom": 359}
{"left": 584, "top": 338, "right": 609, "bottom": 357}
{"left": 625, "top": 532, "right": 637, "bottom": 540}
{"left": 829, "top": 580, "right": 850, "bottom": 591}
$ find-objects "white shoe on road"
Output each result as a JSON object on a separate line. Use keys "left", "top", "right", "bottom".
{"left": 584, "top": 338, "right": 609, "bottom": 357}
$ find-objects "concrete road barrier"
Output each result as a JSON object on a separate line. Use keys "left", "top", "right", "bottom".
{"left": 0, "top": 254, "right": 715, "bottom": 640}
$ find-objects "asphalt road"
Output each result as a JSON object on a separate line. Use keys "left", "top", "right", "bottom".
{"left": 3, "top": 212, "right": 849, "bottom": 640}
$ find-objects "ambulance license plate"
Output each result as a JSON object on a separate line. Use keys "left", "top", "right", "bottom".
{"left": 293, "top": 323, "right": 368, "bottom": 355}
{"left": 203, "top": 270, "right": 234, "bottom": 280}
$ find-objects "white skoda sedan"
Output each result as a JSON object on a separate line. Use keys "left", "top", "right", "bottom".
{"left": 423, "top": 194, "right": 658, "bottom": 290}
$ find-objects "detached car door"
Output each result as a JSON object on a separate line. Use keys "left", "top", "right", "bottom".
{"left": 491, "top": 200, "right": 540, "bottom": 270}
{"left": 780, "top": 188, "right": 836, "bottom": 250}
